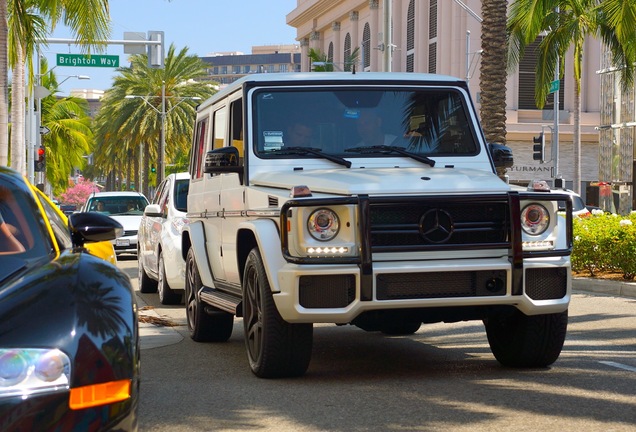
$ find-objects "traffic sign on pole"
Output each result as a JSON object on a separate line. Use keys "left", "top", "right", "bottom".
{"left": 549, "top": 79, "right": 560, "bottom": 94}
{"left": 56, "top": 53, "right": 119, "bottom": 68}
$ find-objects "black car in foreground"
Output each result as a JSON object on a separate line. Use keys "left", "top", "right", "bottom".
{"left": 0, "top": 167, "right": 139, "bottom": 431}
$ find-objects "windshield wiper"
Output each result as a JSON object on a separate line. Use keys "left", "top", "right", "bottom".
{"left": 344, "top": 145, "right": 436, "bottom": 167}
{"left": 268, "top": 147, "right": 352, "bottom": 168}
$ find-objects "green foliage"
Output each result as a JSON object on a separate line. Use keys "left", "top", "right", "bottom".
{"left": 572, "top": 212, "right": 636, "bottom": 279}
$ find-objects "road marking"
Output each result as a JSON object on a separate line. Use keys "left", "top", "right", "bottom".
{"left": 599, "top": 361, "right": 636, "bottom": 372}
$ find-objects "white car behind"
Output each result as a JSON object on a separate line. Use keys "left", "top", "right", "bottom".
{"left": 81, "top": 191, "right": 149, "bottom": 256}
{"left": 138, "top": 172, "right": 189, "bottom": 304}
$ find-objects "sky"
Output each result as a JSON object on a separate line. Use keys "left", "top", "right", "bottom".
{"left": 44, "top": 0, "right": 298, "bottom": 95}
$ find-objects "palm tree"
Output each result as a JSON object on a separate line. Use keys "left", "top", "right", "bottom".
{"left": 93, "top": 44, "right": 216, "bottom": 196}
{"left": 507, "top": 0, "right": 635, "bottom": 194}
{"left": 0, "top": 0, "right": 8, "bottom": 166}
{"left": 39, "top": 62, "right": 93, "bottom": 195}
{"left": 308, "top": 47, "right": 360, "bottom": 72}
{"left": 3, "top": 0, "right": 110, "bottom": 174}
{"left": 479, "top": 0, "right": 508, "bottom": 149}
{"left": 8, "top": 0, "right": 46, "bottom": 173}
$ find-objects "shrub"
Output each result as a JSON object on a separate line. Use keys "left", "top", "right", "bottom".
{"left": 571, "top": 212, "right": 636, "bottom": 279}
{"left": 57, "top": 178, "right": 100, "bottom": 207}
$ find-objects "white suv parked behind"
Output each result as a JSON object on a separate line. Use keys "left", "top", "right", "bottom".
{"left": 138, "top": 172, "right": 189, "bottom": 304}
{"left": 182, "top": 73, "right": 573, "bottom": 378}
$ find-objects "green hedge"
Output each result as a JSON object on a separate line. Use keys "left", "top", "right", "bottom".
{"left": 571, "top": 211, "right": 636, "bottom": 279}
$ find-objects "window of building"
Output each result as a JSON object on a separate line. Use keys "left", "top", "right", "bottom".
{"left": 406, "top": 0, "right": 415, "bottom": 72}
{"left": 428, "top": 42, "right": 437, "bottom": 74}
{"left": 363, "top": 23, "right": 371, "bottom": 70}
{"left": 268, "top": 64, "right": 275, "bottom": 73}
{"left": 221, "top": 66, "right": 228, "bottom": 74}
{"left": 328, "top": 42, "right": 334, "bottom": 64}
{"left": 518, "top": 37, "right": 565, "bottom": 110}
{"left": 428, "top": 0, "right": 438, "bottom": 74}
{"left": 429, "top": 0, "right": 437, "bottom": 39}
{"left": 344, "top": 33, "right": 352, "bottom": 71}
{"left": 213, "top": 66, "right": 219, "bottom": 74}
{"left": 233, "top": 65, "right": 241, "bottom": 74}
{"left": 279, "top": 64, "right": 288, "bottom": 72}
{"left": 244, "top": 65, "right": 251, "bottom": 73}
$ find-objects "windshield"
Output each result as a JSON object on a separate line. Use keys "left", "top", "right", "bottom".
{"left": 253, "top": 87, "right": 479, "bottom": 159}
{"left": 87, "top": 196, "right": 149, "bottom": 215}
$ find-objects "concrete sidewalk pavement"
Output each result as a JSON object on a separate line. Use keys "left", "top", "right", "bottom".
{"left": 573, "top": 277, "right": 636, "bottom": 299}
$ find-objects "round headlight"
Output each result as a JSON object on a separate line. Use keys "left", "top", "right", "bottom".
{"left": 307, "top": 208, "right": 339, "bottom": 241}
{"left": 34, "top": 349, "right": 68, "bottom": 382}
{"left": 521, "top": 204, "right": 550, "bottom": 235}
{"left": 0, "top": 350, "right": 29, "bottom": 387}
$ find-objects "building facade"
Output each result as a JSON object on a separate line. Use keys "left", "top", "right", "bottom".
{"left": 286, "top": 0, "right": 603, "bottom": 194}
{"left": 200, "top": 45, "right": 302, "bottom": 86}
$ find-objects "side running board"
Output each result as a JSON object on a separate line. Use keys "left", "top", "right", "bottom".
{"left": 199, "top": 286, "right": 242, "bottom": 316}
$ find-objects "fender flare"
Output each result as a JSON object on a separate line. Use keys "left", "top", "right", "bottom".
{"left": 182, "top": 220, "right": 216, "bottom": 289}
{"left": 237, "top": 218, "right": 286, "bottom": 293}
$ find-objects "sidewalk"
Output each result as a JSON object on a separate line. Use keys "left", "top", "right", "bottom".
{"left": 572, "top": 277, "right": 636, "bottom": 299}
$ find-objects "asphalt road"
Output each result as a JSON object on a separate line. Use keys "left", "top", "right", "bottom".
{"left": 117, "top": 257, "right": 636, "bottom": 432}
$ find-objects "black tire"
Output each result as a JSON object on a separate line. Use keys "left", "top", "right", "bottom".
{"left": 184, "top": 248, "right": 234, "bottom": 342}
{"left": 138, "top": 251, "right": 158, "bottom": 293}
{"left": 158, "top": 252, "right": 182, "bottom": 305}
{"left": 243, "top": 248, "right": 313, "bottom": 378}
{"left": 381, "top": 320, "right": 421, "bottom": 335}
{"left": 485, "top": 309, "right": 568, "bottom": 367}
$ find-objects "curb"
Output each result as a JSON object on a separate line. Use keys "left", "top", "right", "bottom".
{"left": 573, "top": 277, "right": 636, "bottom": 299}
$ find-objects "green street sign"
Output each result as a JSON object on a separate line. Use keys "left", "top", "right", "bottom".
{"left": 56, "top": 53, "right": 120, "bottom": 68}
{"left": 549, "top": 79, "right": 560, "bottom": 94}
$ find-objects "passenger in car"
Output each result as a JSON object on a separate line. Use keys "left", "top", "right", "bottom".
{"left": 285, "top": 120, "right": 313, "bottom": 147}
{"left": 0, "top": 210, "right": 25, "bottom": 254}
{"left": 355, "top": 109, "right": 397, "bottom": 147}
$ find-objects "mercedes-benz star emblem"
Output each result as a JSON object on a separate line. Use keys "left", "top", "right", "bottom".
{"left": 420, "top": 208, "right": 454, "bottom": 243}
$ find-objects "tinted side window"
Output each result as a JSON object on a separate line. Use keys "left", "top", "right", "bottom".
{"left": 174, "top": 180, "right": 189, "bottom": 212}
{"left": 191, "top": 117, "right": 208, "bottom": 179}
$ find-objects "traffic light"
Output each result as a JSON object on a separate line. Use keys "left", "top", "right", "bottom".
{"left": 34, "top": 146, "right": 46, "bottom": 172}
{"left": 533, "top": 132, "right": 545, "bottom": 162}
{"left": 150, "top": 165, "right": 156, "bottom": 173}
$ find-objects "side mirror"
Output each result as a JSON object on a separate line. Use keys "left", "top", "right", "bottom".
{"left": 68, "top": 212, "right": 123, "bottom": 247}
{"left": 143, "top": 204, "right": 163, "bottom": 217}
{"left": 488, "top": 143, "right": 514, "bottom": 169}
{"left": 204, "top": 146, "right": 242, "bottom": 175}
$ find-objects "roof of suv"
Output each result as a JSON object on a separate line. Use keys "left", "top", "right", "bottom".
{"left": 199, "top": 72, "right": 468, "bottom": 111}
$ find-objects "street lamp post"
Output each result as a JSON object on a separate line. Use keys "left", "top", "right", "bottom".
{"left": 126, "top": 84, "right": 200, "bottom": 184}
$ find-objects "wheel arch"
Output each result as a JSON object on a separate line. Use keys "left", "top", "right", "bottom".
{"left": 236, "top": 219, "right": 285, "bottom": 293}
{"left": 182, "top": 220, "right": 216, "bottom": 288}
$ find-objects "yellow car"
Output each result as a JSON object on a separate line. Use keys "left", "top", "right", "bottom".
{"left": 30, "top": 181, "right": 118, "bottom": 264}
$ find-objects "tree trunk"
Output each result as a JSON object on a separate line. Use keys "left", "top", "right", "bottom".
{"left": 573, "top": 79, "right": 581, "bottom": 194}
{"left": 480, "top": 0, "right": 508, "bottom": 145}
{"left": 10, "top": 48, "right": 25, "bottom": 174}
{"left": 0, "top": 0, "right": 9, "bottom": 166}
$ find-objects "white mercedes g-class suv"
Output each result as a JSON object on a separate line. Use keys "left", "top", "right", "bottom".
{"left": 182, "top": 72, "right": 572, "bottom": 378}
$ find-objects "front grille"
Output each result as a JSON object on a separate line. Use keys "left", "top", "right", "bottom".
{"left": 376, "top": 270, "right": 507, "bottom": 300}
{"left": 369, "top": 198, "right": 510, "bottom": 252}
{"left": 299, "top": 275, "right": 355, "bottom": 308}
{"left": 123, "top": 230, "right": 137, "bottom": 237}
{"left": 525, "top": 267, "right": 567, "bottom": 300}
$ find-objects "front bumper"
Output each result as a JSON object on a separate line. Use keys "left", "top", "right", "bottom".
{"left": 0, "top": 390, "right": 138, "bottom": 431}
{"left": 273, "top": 255, "right": 571, "bottom": 323}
